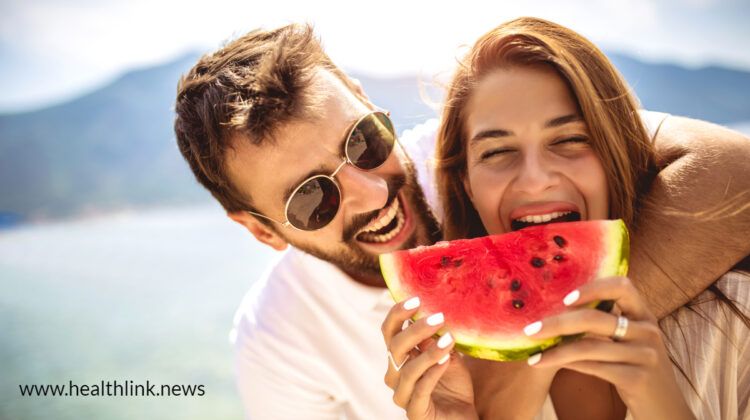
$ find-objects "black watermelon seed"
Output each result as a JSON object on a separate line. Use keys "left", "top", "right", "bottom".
{"left": 487, "top": 278, "right": 496, "bottom": 288}
{"left": 553, "top": 235, "right": 566, "bottom": 247}
{"left": 554, "top": 254, "right": 564, "bottom": 261}
{"left": 531, "top": 257, "right": 545, "bottom": 268}
{"left": 440, "top": 256, "right": 451, "bottom": 267}
{"left": 510, "top": 279, "right": 521, "bottom": 291}
{"left": 453, "top": 258, "right": 463, "bottom": 267}
{"left": 512, "top": 299, "right": 525, "bottom": 309}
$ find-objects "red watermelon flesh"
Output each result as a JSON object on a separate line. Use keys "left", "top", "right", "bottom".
{"left": 380, "top": 219, "right": 629, "bottom": 361}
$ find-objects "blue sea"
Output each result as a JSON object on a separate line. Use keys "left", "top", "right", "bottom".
{"left": 0, "top": 205, "right": 276, "bottom": 419}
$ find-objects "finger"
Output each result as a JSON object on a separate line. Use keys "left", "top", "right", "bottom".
{"left": 529, "top": 337, "right": 657, "bottom": 368}
{"left": 525, "top": 309, "right": 654, "bottom": 342}
{"left": 389, "top": 312, "right": 446, "bottom": 365}
{"left": 406, "top": 356, "right": 452, "bottom": 418}
{"left": 385, "top": 347, "right": 421, "bottom": 390}
{"left": 565, "top": 277, "right": 655, "bottom": 321}
{"left": 385, "top": 312, "right": 447, "bottom": 390}
{"left": 558, "top": 361, "right": 643, "bottom": 391}
{"left": 392, "top": 333, "right": 455, "bottom": 408}
{"left": 381, "top": 296, "right": 422, "bottom": 349}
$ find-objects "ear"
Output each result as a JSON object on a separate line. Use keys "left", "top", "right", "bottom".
{"left": 227, "top": 211, "right": 288, "bottom": 251}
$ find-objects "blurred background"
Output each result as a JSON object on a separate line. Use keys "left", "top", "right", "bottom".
{"left": 1, "top": 0, "right": 749, "bottom": 418}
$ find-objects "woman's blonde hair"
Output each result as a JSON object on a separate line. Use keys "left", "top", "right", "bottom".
{"left": 436, "top": 17, "right": 658, "bottom": 240}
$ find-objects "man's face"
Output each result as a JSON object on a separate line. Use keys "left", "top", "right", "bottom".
{"left": 226, "top": 69, "right": 440, "bottom": 282}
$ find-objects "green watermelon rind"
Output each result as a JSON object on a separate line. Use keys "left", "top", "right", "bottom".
{"left": 380, "top": 219, "right": 630, "bottom": 362}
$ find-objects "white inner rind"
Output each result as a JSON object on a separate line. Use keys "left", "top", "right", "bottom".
{"left": 380, "top": 253, "right": 408, "bottom": 303}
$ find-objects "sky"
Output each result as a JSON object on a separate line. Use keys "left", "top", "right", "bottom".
{"left": 1, "top": 0, "right": 749, "bottom": 113}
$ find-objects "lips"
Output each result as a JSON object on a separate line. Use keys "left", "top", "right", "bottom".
{"left": 356, "top": 196, "right": 405, "bottom": 243}
{"left": 355, "top": 192, "right": 407, "bottom": 243}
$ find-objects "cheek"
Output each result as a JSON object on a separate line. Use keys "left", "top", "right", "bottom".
{"left": 574, "top": 155, "right": 609, "bottom": 219}
{"left": 467, "top": 166, "right": 510, "bottom": 233}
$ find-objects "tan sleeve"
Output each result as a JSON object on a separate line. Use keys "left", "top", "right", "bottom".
{"left": 629, "top": 116, "right": 750, "bottom": 318}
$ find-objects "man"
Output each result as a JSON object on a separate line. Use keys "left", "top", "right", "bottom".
{"left": 173, "top": 24, "right": 750, "bottom": 419}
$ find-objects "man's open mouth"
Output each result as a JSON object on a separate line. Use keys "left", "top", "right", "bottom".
{"left": 355, "top": 194, "right": 407, "bottom": 244}
{"left": 510, "top": 211, "right": 582, "bottom": 231}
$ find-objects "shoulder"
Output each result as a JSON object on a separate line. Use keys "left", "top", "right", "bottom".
{"left": 230, "top": 248, "right": 320, "bottom": 348}
{"left": 399, "top": 118, "right": 442, "bottom": 218}
{"left": 399, "top": 118, "right": 439, "bottom": 159}
{"left": 637, "top": 109, "right": 670, "bottom": 141}
{"left": 714, "top": 270, "right": 750, "bottom": 313}
{"left": 661, "top": 270, "right": 750, "bottom": 338}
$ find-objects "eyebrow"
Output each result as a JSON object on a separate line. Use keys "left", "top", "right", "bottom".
{"left": 469, "top": 113, "right": 582, "bottom": 144}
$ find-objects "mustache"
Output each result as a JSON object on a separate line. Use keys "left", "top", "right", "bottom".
{"left": 343, "top": 174, "right": 407, "bottom": 241}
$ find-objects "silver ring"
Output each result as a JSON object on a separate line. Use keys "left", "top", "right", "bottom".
{"left": 388, "top": 350, "right": 409, "bottom": 372}
{"left": 611, "top": 315, "right": 629, "bottom": 342}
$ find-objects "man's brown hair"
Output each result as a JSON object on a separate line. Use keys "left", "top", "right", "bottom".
{"left": 174, "top": 23, "right": 362, "bottom": 213}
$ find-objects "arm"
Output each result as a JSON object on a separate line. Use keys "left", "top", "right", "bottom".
{"left": 630, "top": 116, "right": 750, "bottom": 318}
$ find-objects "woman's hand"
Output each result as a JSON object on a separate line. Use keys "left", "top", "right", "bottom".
{"left": 381, "top": 296, "right": 477, "bottom": 420}
{"left": 523, "top": 276, "right": 695, "bottom": 420}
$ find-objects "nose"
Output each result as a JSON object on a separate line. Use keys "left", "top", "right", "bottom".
{"left": 335, "top": 163, "right": 389, "bottom": 216}
{"left": 512, "top": 151, "right": 558, "bottom": 196}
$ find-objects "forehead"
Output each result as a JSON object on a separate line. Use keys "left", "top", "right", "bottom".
{"left": 225, "top": 69, "right": 369, "bottom": 210}
{"left": 466, "top": 64, "right": 579, "bottom": 134}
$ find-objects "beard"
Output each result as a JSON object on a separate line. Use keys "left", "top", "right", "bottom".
{"left": 282, "top": 156, "right": 442, "bottom": 282}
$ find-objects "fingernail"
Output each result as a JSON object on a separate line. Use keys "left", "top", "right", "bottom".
{"left": 438, "top": 354, "right": 450, "bottom": 365}
{"left": 527, "top": 353, "right": 542, "bottom": 366}
{"left": 426, "top": 312, "right": 444, "bottom": 326}
{"left": 563, "top": 290, "right": 580, "bottom": 306}
{"left": 437, "top": 333, "right": 453, "bottom": 349}
{"left": 523, "top": 321, "right": 542, "bottom": 336}
{"left": 403, "top": 297, "right": 420, "bottom": 310}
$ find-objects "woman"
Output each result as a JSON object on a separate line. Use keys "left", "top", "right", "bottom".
{"left": 381, "top": 17, "right": 749, "bottom": 419}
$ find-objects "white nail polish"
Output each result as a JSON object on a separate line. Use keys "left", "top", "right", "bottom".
{"left": 437, "top": 333, "right": 453, "bottom": 349}
{"left": 438, "top": 354, "right": 450, "bottom": 365}
{"left": 426, "top": 312, "right": 444, "bottom": 326}
{"left": 523, "top": 321, "right": 542, "bottom": 336}
{"left": 403, "top": 297, "right": 420, "bottom": 310}
{"left": 563, "top": 290, "right": 580, "bottom": 306}
{"left": 527, "top": 353, "right": 542, "bottom": 366}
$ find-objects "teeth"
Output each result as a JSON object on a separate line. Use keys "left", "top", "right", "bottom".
{"left": 360, "top": 198, "right": 400, "bottom": 234}
{"left": 515, "top": 211, "right": 571, "bottom": 224}
{"left": 359, "top": 207, "right": 405, "bottom": 243}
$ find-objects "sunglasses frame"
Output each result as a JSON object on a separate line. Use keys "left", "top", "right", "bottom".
{"left": 246, "top": 110, "right": 396, "bottom": 231}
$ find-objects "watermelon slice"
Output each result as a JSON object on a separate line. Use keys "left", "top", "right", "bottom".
{"left": 380, "top": 219, "right": 629, "bottom": 361}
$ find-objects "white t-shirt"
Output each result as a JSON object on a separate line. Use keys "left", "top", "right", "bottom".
{"left": 230, "top": 110, "right": 673, "bottom": 419}
{"left": 231, "top": 247, "right": 402, "bottom": 419}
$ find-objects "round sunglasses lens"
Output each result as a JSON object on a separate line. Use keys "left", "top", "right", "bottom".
{"left": 346, "top": 112, "right": 396, "bottom": 170}
{"left": 286, "top": 177, "right": 341, "bottom": 231}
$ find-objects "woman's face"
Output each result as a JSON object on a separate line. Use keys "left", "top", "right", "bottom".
{"left": 462, "top": 64, "right": 609, "bottom": 235}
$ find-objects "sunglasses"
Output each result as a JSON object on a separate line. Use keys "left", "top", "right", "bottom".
{"left": 247, "top": 111, "right": 397, "bottom": 231}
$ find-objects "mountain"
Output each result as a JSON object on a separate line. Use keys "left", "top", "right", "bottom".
{"left": 1, "top": 52, "right": 749, "bottom": 222}
{"left": 0, "top": 53, "right": 209, "bottom": 221}
{"left": 607, "top": 53, "right": 750, "bottom": 124}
